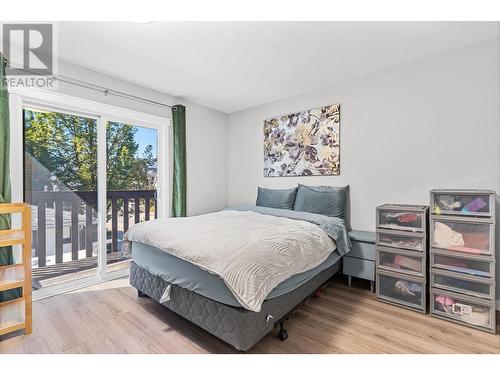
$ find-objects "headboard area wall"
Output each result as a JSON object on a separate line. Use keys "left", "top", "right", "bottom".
{"left": 227, "top": 39, "right": 500, "bottom": 302}
{"left": 227, "top": 39, "right": 499, "bottom": 232}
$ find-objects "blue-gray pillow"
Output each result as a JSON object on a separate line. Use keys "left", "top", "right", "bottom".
{"left": 256, "top": 187, "right": 297, "bottom": 210}
{"left": 293, "top": 184, "right": 349, "bottom": 219}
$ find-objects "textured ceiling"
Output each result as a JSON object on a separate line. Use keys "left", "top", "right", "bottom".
{"left": 56, "top": 22, "right": 500, "bottom": 113}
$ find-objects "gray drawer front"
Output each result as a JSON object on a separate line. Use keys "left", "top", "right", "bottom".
{"left": 431, "top": 249, "right": 494, "bottom": 278}
{"left": 430, "top": 269, "right": 494, "bottom": 300}
{"left": 377, "top": 207, "right": 427, "bottom": 233}
{"left": 377, "top": 270, "right": 426, "bottom": 312}
{"left": 377, "top": 229, "right": 425, "bottom": 253}
{"left": 343, "top": 257, "right": 375, "bottom": 281}
{"left": 349, "top": 241, "right": 375, "bottom": 260}
{"left": 377, "top": 245, "right": 425, "bottom": 277}
{"left": 430, "top": 288, "right": 496, "bottom": 333}
{"left": 430, "top": 216, "right": 494, "bottom": 256}
{"left": 430, "top": 190, "right": 495, "bottom": 218}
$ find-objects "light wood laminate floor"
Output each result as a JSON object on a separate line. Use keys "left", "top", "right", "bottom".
{"left": 1, "top": 276, "right": 499, "bottom": 354}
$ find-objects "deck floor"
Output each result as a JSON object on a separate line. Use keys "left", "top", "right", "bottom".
{"left": 32, "top": 253, "right": 128, "bottom": 290}
{"left": 1, "top": 275, "right": 499, "bottom": 354}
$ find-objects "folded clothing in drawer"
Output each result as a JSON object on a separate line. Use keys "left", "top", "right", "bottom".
{"left": 392, "top": 254, "right": 420, "bottom": 272}
{"left": 433, "top": 193, "right": 491, "bottom": 216}
{"left": 378, "top": 232, "right": 423, "bottom": 251}
{"left": 378, "top": 211, "right": 424, "bottom": 232}
{"left": 433, "top": 221, "right": 491, "bottom": 255}
{"left": 379, "top": 253, "right": 422, "bottom": 273}
{"left": 433, "top": 253, "right": 491, "bottom": 277}
{"left": 434, "top": 293, "right": 491, "bottom": 327}
{"left": 378, "top": 272, "right": 423, "bottom": 307}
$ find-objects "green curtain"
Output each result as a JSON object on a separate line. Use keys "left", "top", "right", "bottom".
{"left": 0, "top": 51, "right": 12, "bottom": 254}
{"left": 0, "top": 52, "right": 20, "bottom": 302}
{"left": 171, "top": 105, "right": 186, "bottom": 217}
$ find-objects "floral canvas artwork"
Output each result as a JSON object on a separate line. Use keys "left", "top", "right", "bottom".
{"left": 263, "top": 103, "right": 340, "bottom": 177}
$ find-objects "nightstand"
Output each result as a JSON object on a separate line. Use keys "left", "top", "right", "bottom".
{"left": 343, "top": 230, "right": 376, "bottom": 292}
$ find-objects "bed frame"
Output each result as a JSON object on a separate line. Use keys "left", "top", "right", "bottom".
{"left": 130, "top": 260, "right": 341, "bottom": 351}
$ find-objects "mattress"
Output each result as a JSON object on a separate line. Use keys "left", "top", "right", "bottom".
{"left": 132, "top": 241, "right": 342, "bottom": 308}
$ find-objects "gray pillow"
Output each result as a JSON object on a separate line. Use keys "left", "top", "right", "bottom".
{"left": 293, "top": 184, "right": 349, "bottom": 220}
{"left": 256, "top": 187, "right": 297, "bottom": 210}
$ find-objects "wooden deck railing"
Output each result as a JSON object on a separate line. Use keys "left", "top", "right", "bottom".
{"left": 28, "top": 190, "right": 157, "bottom": 267}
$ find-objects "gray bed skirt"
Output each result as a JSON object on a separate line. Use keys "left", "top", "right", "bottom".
{"left": 130, "top": 260, "right": 341, "bottom": 351}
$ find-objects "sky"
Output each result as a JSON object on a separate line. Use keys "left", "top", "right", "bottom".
{"left": 134, "top": 125, "right": 157, "bottom": 157}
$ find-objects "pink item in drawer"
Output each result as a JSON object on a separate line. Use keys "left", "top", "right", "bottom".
{"left": 393, "top": 254, "right": 421, "bottom": 272}
{"left": 448, "top": 246, "right": 481, "bottom": 255}
{"left": 435, "top": 295, "right": 455, "bottom": 307}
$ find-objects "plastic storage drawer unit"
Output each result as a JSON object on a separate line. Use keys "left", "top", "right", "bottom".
{"left": 429, "top": 189, "right": 496, "bottom": 334}
{"left": 376, "top": 204, "right": 429, "bottom": 313}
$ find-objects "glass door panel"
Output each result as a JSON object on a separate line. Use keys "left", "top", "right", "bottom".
{"left": 23, "top": 108, "right": 99, "bottom": 290}
{"left": 105, "top": 122, "right": 158, "bottom": 270}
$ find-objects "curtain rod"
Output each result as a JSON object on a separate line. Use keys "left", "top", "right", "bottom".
{"left": 3, "top": 59, "right": 173, "bottom": 110}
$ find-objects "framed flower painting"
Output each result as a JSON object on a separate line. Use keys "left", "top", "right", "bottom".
{"left": 263, "top": 103, "right": 340, "bottom": 177}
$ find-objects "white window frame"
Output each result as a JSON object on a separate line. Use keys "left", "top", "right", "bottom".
{"left": 9, "top": 87, "right": 171, "bottom": 300}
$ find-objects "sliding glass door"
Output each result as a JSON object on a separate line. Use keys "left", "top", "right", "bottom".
{"left": 24, "top": 107, "right": 99, "bottom": 290}
{"left": 106, "top": 121, "right": 158, "bottom": 271}
{"left": 21, "top": 100, "right": 165, "bottom": 294}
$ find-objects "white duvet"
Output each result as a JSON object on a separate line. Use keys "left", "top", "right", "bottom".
{"left": 124, "top": 210, "right": 336, "bottom": 312}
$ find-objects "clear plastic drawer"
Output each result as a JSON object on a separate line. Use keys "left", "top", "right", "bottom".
{"left": 377, "top": 206, "right": 426, "bottom": 233}
{"left": 431, "top": 289, "right": 495, "bottom": 332}
{"left": 377, "top": 246, "right": 425, "bottom": 277}
{"left": 431, "top": 191, "right": 494, "bottom": 217}
{"left": 377, "top": 270, "right": 425, "bottom": 311}
{"left": 377, "top": 230, "right": 425, "bottom": 252}
{"left": 431, "top": 250, "right": 494, "bottom": 278}
{"left": 431, "top": 269, "right": 494, "bottom": 300}
{"left": 431, "top": 217, "right": 493, "bottom": 256}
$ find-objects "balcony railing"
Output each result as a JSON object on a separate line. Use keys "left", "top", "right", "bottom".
{"left": 28, "top": 190, "right": 157, "bottom": 269}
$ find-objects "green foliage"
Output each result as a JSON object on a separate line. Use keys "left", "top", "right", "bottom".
{"left": 106, "top": 122, "right": 155, "bottom": 191}
{"left": 24, "top": 110, "right": 156, "bottom": 192}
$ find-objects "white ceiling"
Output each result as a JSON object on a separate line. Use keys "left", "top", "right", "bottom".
{"left": 57, "top": 22, "right": 500, "bottom": 113}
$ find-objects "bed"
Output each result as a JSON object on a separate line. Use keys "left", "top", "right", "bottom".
{"left": 124, "top": 205, "right": 351, "bottom": 351}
